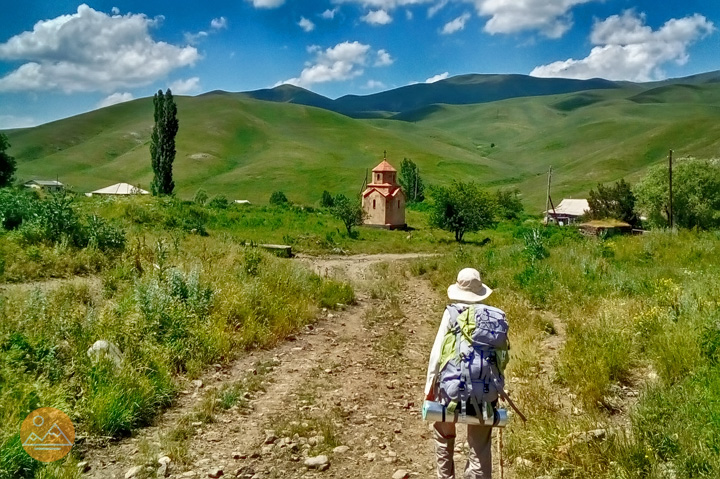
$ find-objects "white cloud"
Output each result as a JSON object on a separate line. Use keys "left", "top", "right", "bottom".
{"left": 247, "top": 0, "right": 285, "bottom": 8}
{"left": 363, "top": 79, "right": 386, "bottom": 89}
{"left": 278, "top": 41, "right": 372, "bottom": 88}
{"left": 0, "top": 4, "right": 199, "bottom": 93}
{"left": 362, "top": 9, "right": 393, "bottom": 25}
{"left": 187, "top": 17, "right": 228, "bottom": 45}
{"left": 0, "top": 114, "right": 37, "bottom": 129}
{"left": 375, "top": 49, "right": 394, "bottom": 66}
{"left": 321, "top": 8, "right": 340, "bottom": 19}
{"left": 298, "top": 17, "right": 316, "bottom": 32}
{"left": 211, "top": 17, "right": 228, "bottom": 30}
{"left": 111, "top": 7, "right": 120, "bottom": 15}
{"left": 333, "top": 0, "right": 433, "bottom": 8}
{"left": 442, "top": 12, "right": 471, "bottom": 34}
{"left": 466, "top": 0, "right": 599, "bottom": 38}
{"left": 169, "top": 77, "right": 201, "bottom": 95}
{"left": 97, "top": 92, "right": 134, "bottom": 108}
{"left": 426, "top": 72, "right": 449, "bottom": 83}
{"left": 406, "top": 9, "right": 414, "bottom": 20}
{"left": 185, "top": 30, "right": 209, "bottom": 45}
{"left": 336, "top": 0, "right": 594, "bottom": 37}
{"left": 531, "top": 11, "right": 715, "bottom": 81}
{"left": 428, "top": 0, "right": 448, "bottom": 18}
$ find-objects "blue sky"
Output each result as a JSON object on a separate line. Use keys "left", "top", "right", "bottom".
{"left": 1, "top": 0, "right": 718, "bottom": 128}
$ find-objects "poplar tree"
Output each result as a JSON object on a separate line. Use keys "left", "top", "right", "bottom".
{"left": 150, "top": 89, "right": 178, "bottom": 196}
{"left": 0, "top": 133, "right": 16, "bottom": 188}
{"left": 399, "top": 158, "right": 425, "bottom": 203}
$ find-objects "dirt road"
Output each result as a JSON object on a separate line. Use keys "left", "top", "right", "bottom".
{"left": 82, "top": 253, "right": 467, "bottom": 479}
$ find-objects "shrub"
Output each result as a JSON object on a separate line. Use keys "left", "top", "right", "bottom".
{"left": 193, "top": 189, "right": 208, "bottom": 206}
{"left": 0, "top": 188, "right": 40, "bottom": 230}
{"left": 208, "top": 194, "right": 229, "bottom": 209}
{"left": 38, "top": 192, "right": 86, "bottom": 246}
{"left": 700, "top": 320, "right": 720, "bottom": 365}
{"left": 86, "top": 215, "right": 126, "bottom": 252}
{"left": 269, "top": 191, "right": 289, "bottom": 206}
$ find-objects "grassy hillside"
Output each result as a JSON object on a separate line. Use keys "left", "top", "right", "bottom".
{"left": 7, "top": 94, "right": 508, "bottom": 204}
{"left": 5, "top": 81, "right": 720, "bottom": 209}
{"left": 400, "top": 83, "right": 720, "bottom": 206}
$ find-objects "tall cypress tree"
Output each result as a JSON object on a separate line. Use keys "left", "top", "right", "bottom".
{"left": 150, "top": 89, "right": 178, "bottom": 196}
{"left": 0, "top": 133, "right": 16, "bottom": 188}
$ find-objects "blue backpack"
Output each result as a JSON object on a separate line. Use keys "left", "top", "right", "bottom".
{"left": 436, "top": 304, "right": 510, "bottom": 421}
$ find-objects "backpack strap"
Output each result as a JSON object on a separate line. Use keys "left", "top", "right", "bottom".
{"left": 455, "top": 305, "right": 476, "bottom": 421}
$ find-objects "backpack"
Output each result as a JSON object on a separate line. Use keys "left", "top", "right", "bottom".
{"left": 436, "top": 303, "right": 510, "bottom": 422}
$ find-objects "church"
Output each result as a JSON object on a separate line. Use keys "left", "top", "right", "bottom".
{"left": 361, "top": 155, "right": 406, "bottom": 229}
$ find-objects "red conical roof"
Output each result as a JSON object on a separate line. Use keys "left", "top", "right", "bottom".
{"left": 372, "top": 160, "right": 396, "bottom": 172}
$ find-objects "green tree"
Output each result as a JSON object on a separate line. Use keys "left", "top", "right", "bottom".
{"left": 634, "top": 158, "right": 720, "bottom": 229}
{"left": 269, "top": 191, "right": 289, "bottom": 206}
{"left": 150, "top": 89, "right": 179, "bottom": 196}
{"left": 331, "top": 194, "right": 365, "bottom": 236}
{"left": 429, "top": 181, "right": 495, "bottom": 241}
{"left": 320, "top": 190, "right": 335, "bottom": 208}
{"left": 0, "top": 133, "right": 17, "bottom": 187}
{"left": 588, "top": 179, "right": 639, "bottom": 226}
{"left": 399, "top": 158, "right": 425, "bottom": 203}
{"left": 495, "top": 189, "right": 524, "bottom": 220}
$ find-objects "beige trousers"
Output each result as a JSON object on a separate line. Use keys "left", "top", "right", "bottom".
{"left": 433, "top": 422, "right": 492, "bottom": 479}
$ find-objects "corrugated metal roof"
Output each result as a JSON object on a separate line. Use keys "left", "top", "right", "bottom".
{"left": 547, "top": 199, "right": 589, "bottom": 216}
{"left": 25, "top": 180, "right": 63, "bottom": 186}
{"left": 90, "top": 183, "right": 149, "bottom": 195}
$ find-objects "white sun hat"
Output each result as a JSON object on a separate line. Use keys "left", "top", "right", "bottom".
{"left": 447, "top": 268, "right": 493, "bottom": 303}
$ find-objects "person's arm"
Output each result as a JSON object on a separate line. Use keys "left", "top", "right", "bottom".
{"left": 424, "top": 308, "right": 451, "bottom": 400}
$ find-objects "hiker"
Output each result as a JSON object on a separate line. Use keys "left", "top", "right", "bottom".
{"left": 424, "top": 267, "right": 506, "bottom": 479}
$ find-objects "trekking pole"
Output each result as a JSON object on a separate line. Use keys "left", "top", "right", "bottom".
{"left": 499, "top": 427, "right": 504, "bottom": 479}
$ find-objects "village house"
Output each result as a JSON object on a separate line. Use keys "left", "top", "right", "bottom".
{"left": 85, "top": 183, "right": 149, "bottom": 197}
{"left": 24, "top": 179, "right": 64, "bottom": 193}
{"left": 544, "top": 198, "right": 589, "bottom": 226}
{"left": 362, "top": 156, "right": 406, "bottom": 229}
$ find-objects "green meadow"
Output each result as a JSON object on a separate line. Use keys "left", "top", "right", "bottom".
{"left": 5, "top": 81, "right": 720, "bottom": 209}
{"left": 2, "top": 192, "right": 720, "bottom": 478}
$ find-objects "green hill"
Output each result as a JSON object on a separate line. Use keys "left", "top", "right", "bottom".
{"left": 405, "top": 83, "right": 720, "bottom": 206}
{"left": 5, "top": 79, "right": 720, "bottom": 210}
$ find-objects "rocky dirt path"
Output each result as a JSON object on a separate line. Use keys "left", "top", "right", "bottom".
{"left": 79, "top": 252, "right": 585, "bottom": 479}
{"left": 80, "top": 253, "right": 451, "bottom": 479}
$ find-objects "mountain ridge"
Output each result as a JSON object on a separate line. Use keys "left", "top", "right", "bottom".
{"left": 231, "top": 71, "right": 720, "bottom": 119}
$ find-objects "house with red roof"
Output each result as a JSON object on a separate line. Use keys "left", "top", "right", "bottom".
{"left": 362, "top": 156, "right": 406, "bottom": 229}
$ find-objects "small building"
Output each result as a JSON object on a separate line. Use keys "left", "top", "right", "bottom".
{"left": 544, "top": 198, "right": 589, "bottom": 226}
{"left": 362, "top": 157, "right": 406, "bottom": 229}
{"left": 86, "top": 183, "right": 149, "bottom": 196}
{"left": 24, "top": 179, "right": 64, "bottom": 193}
{"left": 578, "top": 219, "right": 632, "bottom": 237}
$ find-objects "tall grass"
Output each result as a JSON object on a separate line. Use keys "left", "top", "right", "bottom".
{"left": 411, "top": 227, "right": 720, "bottom": 478}
{"left": 0, "top": 234, "right": 355, "bottom": 479}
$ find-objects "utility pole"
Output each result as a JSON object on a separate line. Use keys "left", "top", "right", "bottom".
{"left": 545, "top": 166, "right": 552, "bottom": 225}
{"left": 668, "top": 149, "right": 674, "bottom": 229}
{"left": 414, "top": 166, "right": 418, "bottom": 202}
